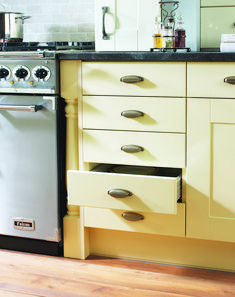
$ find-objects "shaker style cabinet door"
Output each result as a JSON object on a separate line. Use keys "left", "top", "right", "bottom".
{"left": 201, "top": 6, "right": 235, "bottom": 49}
{"left": 187, "top": 98, "right": 235, "bottom": 243}
{"left": 94, "top": 0, "right": 159, "bottom": 51}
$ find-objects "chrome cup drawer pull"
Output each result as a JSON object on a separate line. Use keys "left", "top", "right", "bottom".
{"left": 122, "top": 212, "right": 144, "bottom": 221}
{"left": 224, "top": 76, "right": 235, "bottom": 84}
{"left": 121, "top": 110, "right": 144, "bottom": 118}
{"left": 121, "top": 144, "right": 144, "bottom": 153}
{"left": 120, "top": 75, "right": 144, "bottom": 83}
{"left": 107, "top": 189, "right": 132, "bottom": 198}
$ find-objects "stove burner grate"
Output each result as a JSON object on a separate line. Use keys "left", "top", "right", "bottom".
{"left": 0, "top": 41, "right": 95, "bottom": 52}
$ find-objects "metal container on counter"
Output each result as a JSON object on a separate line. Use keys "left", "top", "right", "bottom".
{"left": 0, "top": 12, "right": 30, "bottom": 41}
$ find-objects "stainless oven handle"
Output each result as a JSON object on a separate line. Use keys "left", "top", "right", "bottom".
{"left": 0, "top": 104, "right": 43, "bottom": 112}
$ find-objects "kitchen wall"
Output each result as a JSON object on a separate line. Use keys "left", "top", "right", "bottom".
{"left": 0, "top": 0, "right": 95, "bottom": 42}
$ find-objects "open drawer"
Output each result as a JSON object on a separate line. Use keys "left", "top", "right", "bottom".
{"left": 68, "top": 164, "right": 182, "bottom": 215}
{"left": 83, "top": 204, "right": 185, "bottom": 237}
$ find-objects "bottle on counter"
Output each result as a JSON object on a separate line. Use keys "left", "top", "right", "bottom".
{"left": 175, "top": 14, "right": 186, "bottom": 48}
{"left": 152, "top": 16, "right": 162, "bottom": 48}
{"left": 162, "top": 17, "right": 175, "bottom": 49}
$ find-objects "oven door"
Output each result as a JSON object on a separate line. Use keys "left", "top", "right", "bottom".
{"left": 0, "top": 94, "right": 60, "bottom": 241}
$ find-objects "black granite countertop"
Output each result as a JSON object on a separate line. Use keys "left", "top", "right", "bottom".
{"left": 56, "top": 50, "right": 235, "bottom": 62}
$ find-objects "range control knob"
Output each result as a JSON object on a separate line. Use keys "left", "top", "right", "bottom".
{"left": 0, "top": 66, "right": 10, "bottom": 80}
{"left": 15, "top": 68, "right": 28, "bottom": 79}
{"left": 33, "top": 66, "right": 50, "bottom": 81}
{"left": 35, "top": 68, "right": 48, "bottom": 80}
{"left": 13, "top": 66, "right": 30, "bottom": 81}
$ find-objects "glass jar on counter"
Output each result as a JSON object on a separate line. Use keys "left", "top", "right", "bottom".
{"left": 162, "top": 18, "right": 175, "bottom": 48}
{"left": 175, "top": 14, "right": 186, "bottom": 48}
{"left": 152, "top": 17, "right": 162, "bottom": 48}
{"left": 162, "top": 25, "right": 174, "bottom": 48}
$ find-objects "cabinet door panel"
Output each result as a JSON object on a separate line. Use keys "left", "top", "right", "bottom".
{"left": 187, "top": 98, "right": 235, "bottom": 243}
{"left": 201, "top": 7, "right": 235, "bottom": 49}
{"left": 211, "top": 99, "right": 235, "bottom": 124}
{"left": 211, "top": 124, "right": 235, "bottom": 219}
{"left": 94, "top": 0, "right": 159, "bottom": 51}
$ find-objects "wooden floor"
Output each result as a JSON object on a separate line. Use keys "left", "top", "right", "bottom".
{"left": 0, "top": 249, "right": 234, "bottom": 297}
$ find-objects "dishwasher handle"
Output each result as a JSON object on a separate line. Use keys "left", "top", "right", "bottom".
{"left": 0, "top": 104, "right": 43, "bottom": 112}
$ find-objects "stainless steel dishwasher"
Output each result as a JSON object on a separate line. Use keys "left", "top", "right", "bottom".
{"left": 0, "top": 52, "right": 66, "bottom": 255}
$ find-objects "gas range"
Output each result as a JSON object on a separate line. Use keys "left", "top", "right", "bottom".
{"left": 0, "top": 41, "right": 95, "bottom": 94}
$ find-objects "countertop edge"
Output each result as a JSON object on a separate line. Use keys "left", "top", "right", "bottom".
{"left": 56, "top": 51, "right": 235, "bottom": 62}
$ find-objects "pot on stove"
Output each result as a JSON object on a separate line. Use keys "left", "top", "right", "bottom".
{"left": 0, "top": 12, "right": 30, "bottom": 42}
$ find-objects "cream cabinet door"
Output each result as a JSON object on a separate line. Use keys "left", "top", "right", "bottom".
{"left": 201, "top": 7, "right": 235, "bottom": 49}
{"left": 187, "top": 98, "right": 235, "bottom": 243}
{"left": 94, "top": 0, "right": 159, "bottom": 51}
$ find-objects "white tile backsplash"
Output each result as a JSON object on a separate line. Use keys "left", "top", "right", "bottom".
{"left": 0, "top": 0, "right": 95, "bottom": 42}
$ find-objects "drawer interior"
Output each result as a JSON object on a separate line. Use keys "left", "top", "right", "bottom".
{"left": 68, "top": 164, "right": 182, "bottom": 214}
{"left": 91, "top": 163, "right": 182, "bottom": 202}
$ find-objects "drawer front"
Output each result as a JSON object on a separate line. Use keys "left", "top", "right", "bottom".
{"left": 82, "top": 62, "right": 186, "bottom": 97}
{"left": 83, "top": 204, "right": 185, "bottom": 237}
{"left": 82, "top": 130, "right": 186, "bottom": 168}
{"left": 201, "top": 7, "right": 235, "bottom": 48}
{"left": 187, "top": 62, "right": 235, "bottom": 98}
{"left": 68, "top": 169, "right": 181, "bottom": 215}
{"left": 83, "top": 96, "right": 186, "bottom": 133}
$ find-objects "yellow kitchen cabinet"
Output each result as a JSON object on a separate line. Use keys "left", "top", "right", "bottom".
{"left": 67, "top": 61, "right": 187, "bottom": 259}
{"left": 187, "top": 62, "right": 235, "bottom": 243}
{"left": 62, "top": 60, "right": 235, "bottom": 272}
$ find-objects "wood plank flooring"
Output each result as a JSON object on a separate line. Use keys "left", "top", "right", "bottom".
{"left": 0, "top": 249, "right": 234, "bottom": 297}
